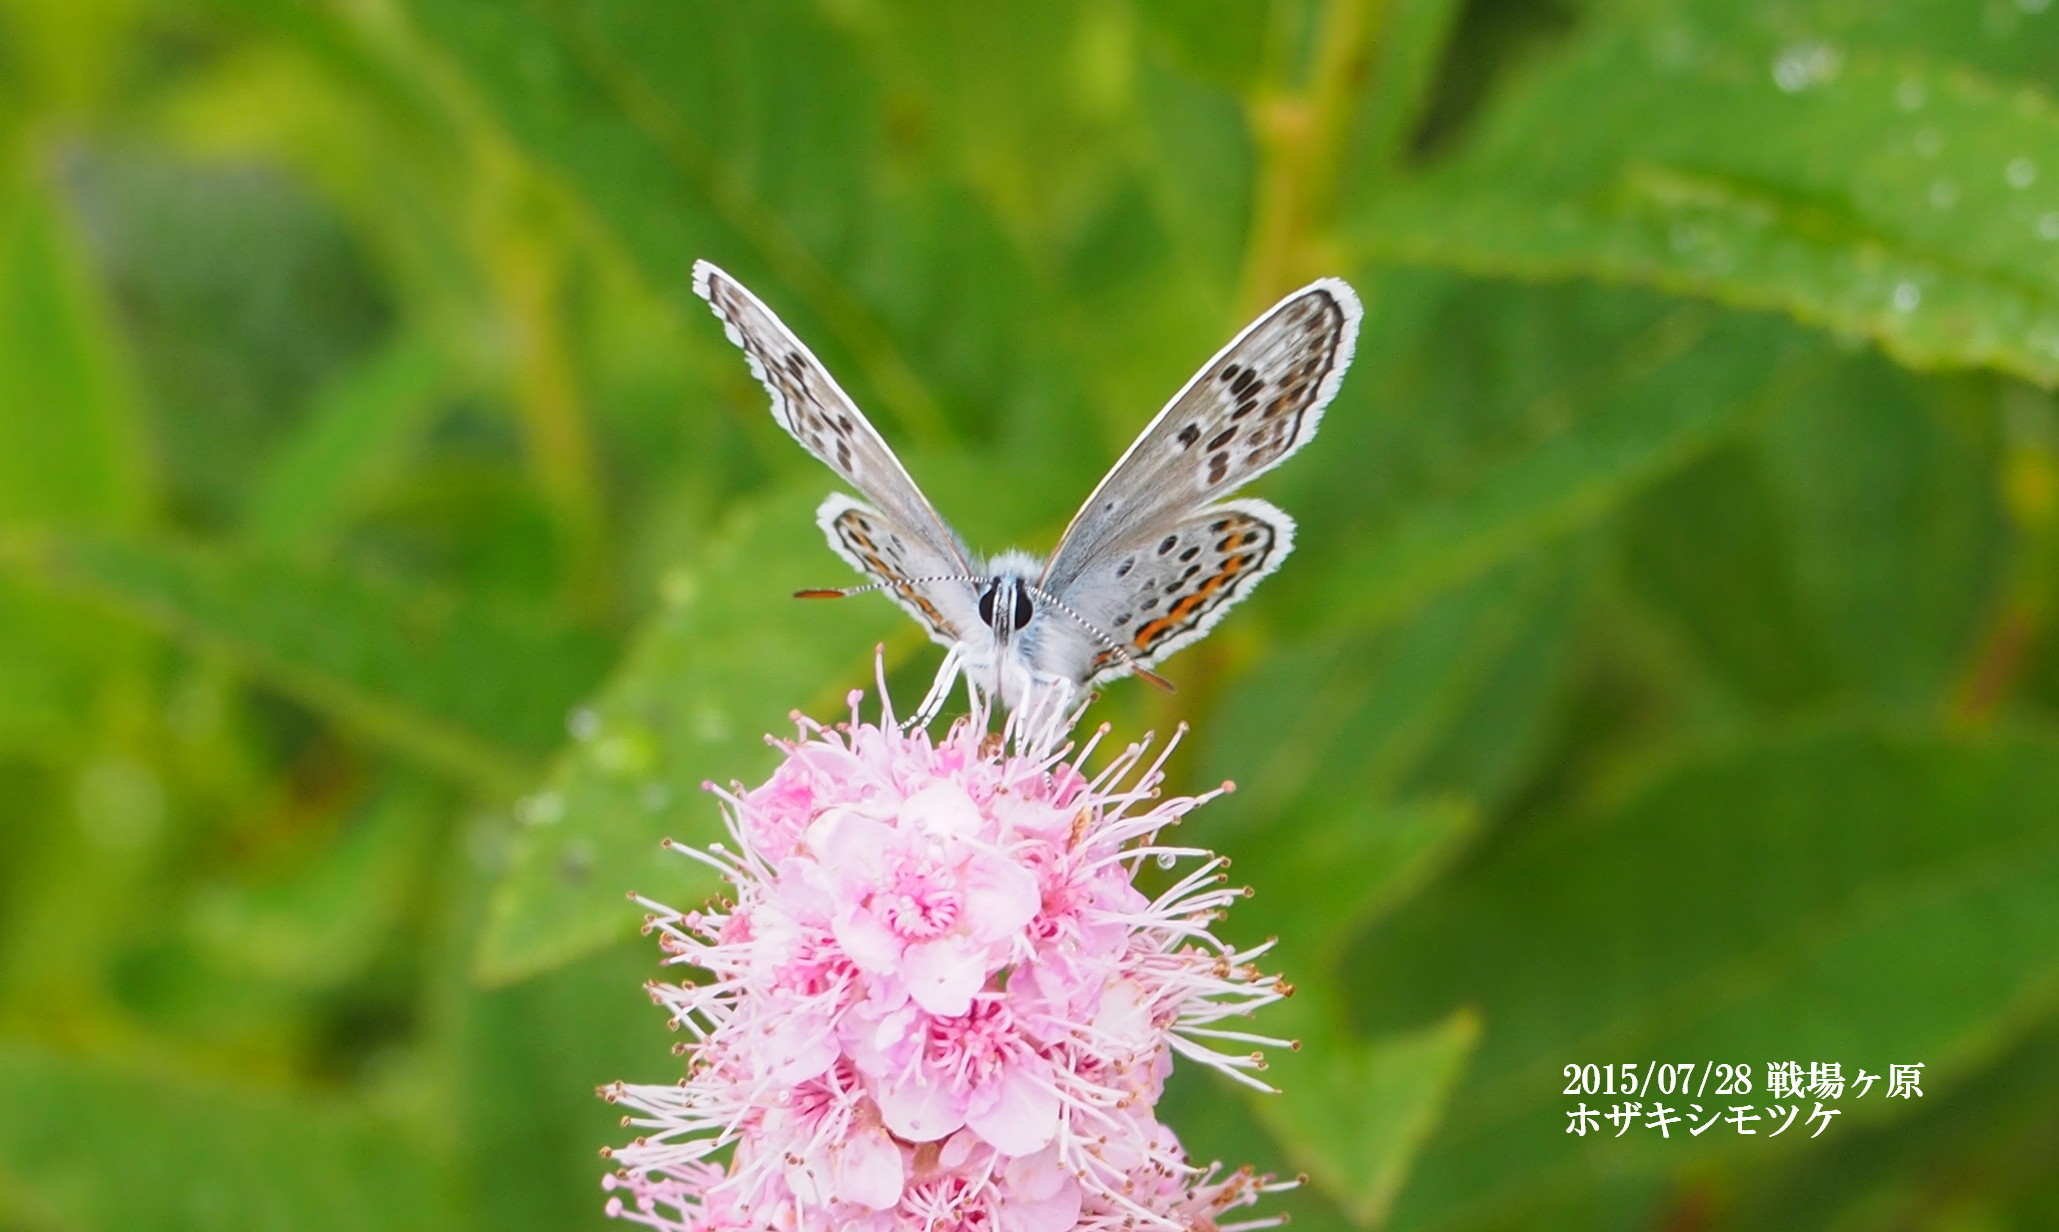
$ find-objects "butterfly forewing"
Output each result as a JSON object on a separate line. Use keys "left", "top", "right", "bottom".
{"left": 817, "top": 494, "right": 983, "bottom": 650}
{"left": 1042, "top": 280, "right": 1359, "bottom": 594}
{"left": 692, "top": 261, "right": 972, "bottom": 574}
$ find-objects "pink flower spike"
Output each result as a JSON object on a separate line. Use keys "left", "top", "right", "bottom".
{"left": 602, "top": 675, "right": 1290, "bottom": 1232}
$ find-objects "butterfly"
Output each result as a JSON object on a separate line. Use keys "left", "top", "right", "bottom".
{"left": 692, "top": 260, "right": 1361, "bottom": 719}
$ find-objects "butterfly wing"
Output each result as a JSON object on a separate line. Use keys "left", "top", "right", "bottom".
{"left": 1041, "top": 279, "right": 1359, "bottom": 595}
{"left": 1029, "top": 500, "right": 1295, "bottom": 688}
{"left": 817, "top": 494, "right": 983, "bottom": 651}
{"left": 692, "top": 261, "right": 974, "bottom": 577}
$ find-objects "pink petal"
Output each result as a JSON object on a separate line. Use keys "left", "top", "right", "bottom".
{"left": 762, "top": 1011, "right": 840, "bottom": 1084}
{"left": 961, "top": 854, "right": 1042, "bottom": 941}
{"left": 899, "top": 781, "right": 982, "bottom": 839}
{"left": 1091, "top": 978, "right": 1155, "bottom": 1055}
{"left": 783, "top": 1152, "right": 831, "bottom": 1205}
{"left": 902, "top": 936, "right": 988, "bottom": 1017}
{"left": 875, "top": 1071, "right": 968, "bottom": 1143}
{"left": 841, "top": 1003, "right": 916, "bottom": 1078}
{"left": 810, "top": 809, "right": 896, "bottom": 880}
{"left": 967, "top": 1062, "right": 1059, "bottom": 1155}
{"left": 832, "top": 903, "right": 905, "bottom": 974}
{"left": 998, "top": 1175, "right": 1082, "bottom": 1232}
{"left": 1002, "top": 1143, "right": 1069, "bottom": 1200}
{"left": 830, "top": 1124, "right": 905, "bottom": 1210}
{"left": 780, "top": 857, "right": 841, "bottom": 918}
{"left": 938, "top": 1128, "right": 985, "bottom": 1171}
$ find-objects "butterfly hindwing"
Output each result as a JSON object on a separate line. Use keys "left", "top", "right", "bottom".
{"left": 693, "top": 261, "right": 972, "bottom": 574}
{"left": 1032, "top": 499, "right": 1295, "bottom": 689}
{"left": 817, "top": 494, "right": 983, "bottom": 651}
{"left": 1043, "top": 280, "right": 1358, "bottom": 594}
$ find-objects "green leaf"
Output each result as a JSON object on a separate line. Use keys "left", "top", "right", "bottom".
{"left": 1346, "top": 0, "right": 1468, "bottom": 185}
{"left": 1631, "top": 0, "right": 2059, "bottom": 90}
{"left": 186, "top": 770, "right": 450, "bottom": 989}
{"left": 402, "top": 0, "right": 1227, "bottom": 478}
{"left": 1315, "top": 303, "right": 1817, "bottom": 630}
{"left": 1349, "top": 725, "right": 2059, "bottom": 1232}
{"left": 1620, "top": 444, "right": 1837, "bottom": 711}
{"left": 1721, "top": 1019, "right": 2059, "bottom": 1231}
{"left": 0, "top": 1045, "right": 452, "bottom": 1232}
{"left": 63, "top": 146, "right": 393, "bottom": 531}
{"left": 0, "top": 171, "right": 148, "bottom": 527}
{"left": 0, "top": 533, "right": 614, "bottom": 792}
{"left": 1358, "top": 10, "right": 2059, "bottom": 385}
{"left": 474, "top": 482, "right": 898, "bottom": 984}
{"left": 1130, "top": 57, "right": 1254, "bottom": 295}
{"left": 401, "top": 0, "right": 951, "bottom": 445}
{"left": 1229, "top": 797, "right": 1479, "bottom": 973}
{"left": 1621, "top": 351, "right": 2005, "bottom": 719}
{"left": 0, "top": 579, "right": 128, "bottom": 761}
{"left": 1159, "top": 1056, "right": 1363, "bottom": 1232}
{"left": 1256, "top": 1005, "right": 1481, "bottom": 1229}
{"left": 243, "top": 334, "right": 451, "bottom": 551}
{"left": 1207, "top": 542, "right": 1586, "bottom": 842}
{"left": 1757, "top": 356, "right": 2005, "bottom": 712}
{"left": 450, "top": 941, "right": 678, "bottom": 1232}
{"left": 1393, "top": 557, "right": 1589, "bottom": 810}
{"left": 1134, "top": 0, "right": 1271, "bottom": 95}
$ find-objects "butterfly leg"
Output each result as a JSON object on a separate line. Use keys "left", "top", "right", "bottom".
{"left": 1011, "top": 671, "right": 1081, "bottom": 744}
{"left": 908, "top": 643, "right": 966, "bottom": 731}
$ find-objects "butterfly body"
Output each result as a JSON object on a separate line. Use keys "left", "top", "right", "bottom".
{"left": 695, "top": 261, "right": 1359, "bottom": 714}
{"left": 961, "top": 554, "right": 1044, "bottom": 709}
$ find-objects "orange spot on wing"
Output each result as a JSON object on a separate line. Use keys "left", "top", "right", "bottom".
{"left": 1134, "top": 617, "right": 1177, "bottom": 647}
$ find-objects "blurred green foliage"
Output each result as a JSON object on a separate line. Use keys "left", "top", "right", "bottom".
{"left": 4, "top": 0, "right": 2059, "bottom": 1229}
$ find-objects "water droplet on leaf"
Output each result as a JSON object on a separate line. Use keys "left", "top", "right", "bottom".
{"left": 518, "top": 792, "right": 566, "bottom": 827}
{"left": 1771, "top": 41, "right": 1842, "bottom": 93}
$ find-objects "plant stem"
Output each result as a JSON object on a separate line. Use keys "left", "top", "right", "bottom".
{"left": 1239, "top": 0, "right": 1382, "bottom": 312}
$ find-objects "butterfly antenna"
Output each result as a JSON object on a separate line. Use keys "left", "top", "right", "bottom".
{"left": 796, "top": 574, "right": 985, "bottom": 600}
{"left": 1025, "top": 586, "right": 1175, "bottom": 693}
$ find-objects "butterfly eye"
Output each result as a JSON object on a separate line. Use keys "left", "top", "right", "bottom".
{"left": 977, "top": 584, "right": 998, "bottom": 627}
{"left": 1012, "top": 588, "right": 1035, "bottom": 630}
